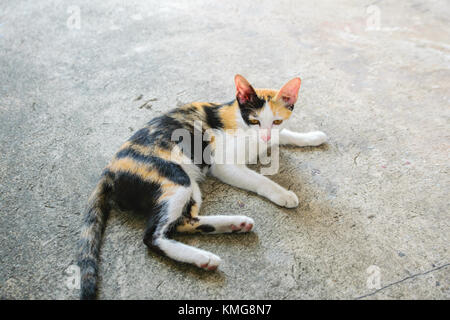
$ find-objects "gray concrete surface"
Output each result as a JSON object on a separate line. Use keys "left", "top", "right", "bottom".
{"left": 0, "top": 0, "right": 449, "bottom": 299}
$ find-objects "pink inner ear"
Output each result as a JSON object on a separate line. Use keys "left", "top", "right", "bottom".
{"left": 277, "top": 77, "right": 301, "bottom": 105}
{"left": 235, "top": 74, "right": 256, "bottom": 103}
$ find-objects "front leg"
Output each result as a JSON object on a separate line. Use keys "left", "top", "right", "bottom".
{"left": 210, "top": 164, "right": 299, "bottom": 208}
{"left": 279, "top": 129, "right": 327, "bottom": 147}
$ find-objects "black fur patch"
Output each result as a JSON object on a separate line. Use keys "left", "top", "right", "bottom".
{"left": 78, "top": 256, "right": 98, "bottom": 300}
{"left": 182, "top": 198, "right": 196, "bottom": 218}
{"left": 174, "top": 106, "right": 199, "bottom": 116}
{"left": 196, "top": 224, "right": 216, "bottom": 233}
{"left": 143, "top": 201, "right": 169, "bottom": 246}
{"left": 203, "top": 104, "right": 224, "bottom": 129}
{"left": 78, "top": 257, "right": 98, "bottom": 274}
{"left": 237, "top": 96, "right": 265, "bottom": 126}
{"left": 115, "top": 148, "right": 191, "bottom": 186}
{"left": 132, "top": 115, "right": 186, "bottom": 148}
{"left": 129, "top": 127, "right": 153, "bottom": 145}
{"left": 147, "top": 114, "right": 183, "bottom": 129}
{"left": 111, "top": 171, "right": 164, "bottom": 215}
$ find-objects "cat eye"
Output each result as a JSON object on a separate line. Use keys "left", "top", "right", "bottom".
{"left": 273, "top": 120, "right": 283, "bottom": 125}
{"left": 248, "top": 119, "right": 260, "bottom": 125}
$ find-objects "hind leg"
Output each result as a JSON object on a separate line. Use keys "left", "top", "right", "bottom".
{"left": 143, "top": 185, "right": 221, "bottom": 270}
{"left": 177, "top": 215, "right": 254, "bottom": 234}
{"left": 176, "top": 182, "right": 255, "bottom": 234}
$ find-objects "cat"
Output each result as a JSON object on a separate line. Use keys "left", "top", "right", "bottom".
{"left": 77, "top": 74, "right": 327, "bottom": 299}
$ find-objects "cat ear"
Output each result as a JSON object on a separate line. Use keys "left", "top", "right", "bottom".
{"left": 276, "top": 77, "right": 301, "bottom": 106}
{"left": 234, "top": 74, "right": 257, "bottom": 104}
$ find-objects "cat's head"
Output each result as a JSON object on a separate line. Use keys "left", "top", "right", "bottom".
{"left": 234, "top": 74, "right": 301, "bottom": 142}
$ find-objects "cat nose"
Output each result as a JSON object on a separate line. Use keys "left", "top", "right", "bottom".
{"left": 261, "top": 134, "right": 271, "bottom": 142}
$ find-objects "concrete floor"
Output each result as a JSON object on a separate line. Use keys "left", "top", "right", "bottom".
{"left": 0, "top": 0, "right": 449, "bottom": 299}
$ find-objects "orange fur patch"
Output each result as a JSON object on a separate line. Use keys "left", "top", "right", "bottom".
{"left": 107, "top": 157, "right": 186, "bottom": 203}
{"left": 108, "top": 158, "right": 162, "bottom": 182}
{"left": 255, "top": 89, "right": 292, "bottom": 119}
{"left": 219, "top": 101, "right": 239, "bottom": 130}
{"left": 119, "top": 140, "right": 186, "bottom": 163}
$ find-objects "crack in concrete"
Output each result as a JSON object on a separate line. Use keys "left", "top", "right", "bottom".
{"left": 355, "top": 263, "right": 450, "bottom": 299}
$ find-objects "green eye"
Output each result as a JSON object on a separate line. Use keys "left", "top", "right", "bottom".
{"left": 249, "top": 119, "right": 260, "bottom": 125}
{"left": 273, "top": 120, "right": 283, "bottom": 125}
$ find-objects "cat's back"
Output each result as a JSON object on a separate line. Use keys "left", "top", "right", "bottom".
{"left": 102, "top": 101, "right": 227, "bottom": 209}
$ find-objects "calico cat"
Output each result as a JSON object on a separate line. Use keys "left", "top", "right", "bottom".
{"left": 77, "top": 74, "right": 327, "bottom": 299}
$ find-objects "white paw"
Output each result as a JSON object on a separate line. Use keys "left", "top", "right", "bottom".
{"left": 306, "top": 131, "right": 327, "bottom": 146}
{"left": 194, "top": 251, "right": 222, "bottom": 271}
{"left": 229, "top": 216, "right": 255, "bottom": 233}
{"left": 269, "top": 190, "right": 299, "bottom": 208}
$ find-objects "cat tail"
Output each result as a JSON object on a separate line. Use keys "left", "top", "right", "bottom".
{"left": 77, "top": 172, "right": 114, "bottom": 300}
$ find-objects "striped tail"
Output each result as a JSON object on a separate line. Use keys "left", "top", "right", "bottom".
{"left": 77, "top": 173, "right": 113, "bottom": 300}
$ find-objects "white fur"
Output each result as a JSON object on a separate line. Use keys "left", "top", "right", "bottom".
{"left": 162, "top": 101, "right": 327, "bottom": 270}
{"left": 180, "top": 162, "right": 204, "bottom": 182}
{"left": 193, "top": 215, "right": 254, "bottom": 233}
{"left": 210, "top": 164, "right": 299, "bottom": 208}
{"left": 157, "top": 185, "right": 224, "bottom": 270}
{"left": 161, "top": 187, "right": 192, "bottom": 234}
{"left": 159, "top": 171, "right": 255, "bottom": 269}
{"left": 208, "top": 103, "right": 327, "bottom": 208}
{"left": 256, "top": 103, "right": 275, "bottom": 129}
{"left": 155, "top": 186, "right": 223, "bottom": 269}
{"left": 279, "top": 129, "right": 327, "bottom": 146}
{"left": 156, "top": 238, "right": 222, "bottom": 269}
